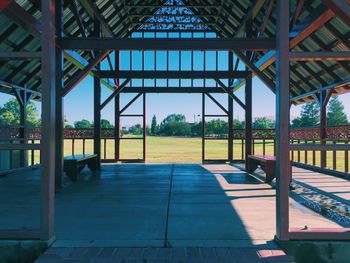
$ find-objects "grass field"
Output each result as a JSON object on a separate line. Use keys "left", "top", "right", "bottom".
{"left": 28, "top": 136, "right": 348, "bottom": 172}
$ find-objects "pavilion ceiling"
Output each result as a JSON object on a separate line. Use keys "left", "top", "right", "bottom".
{"left": 0, "top": 0, "right": 349, "bottom": 104}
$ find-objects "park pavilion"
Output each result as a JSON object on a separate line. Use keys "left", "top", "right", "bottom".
{"left": 0, "top": 0, "right": 350, "bottom": 262}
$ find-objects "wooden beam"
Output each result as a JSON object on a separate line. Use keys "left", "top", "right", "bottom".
{"left": 234, "top": 50, "right": 275, "bottom": 92}
{"left": 96, "top": 70, "right": 249, "bottom": 79}
{"left": 290, "top": 144, "right": 350, "bottom": 151}
{"left": 290, "top": 78, "right": 350, "bottom": 101}
{"left": 0, "top": 0, "right": 12, "bottom": 11}
{"left": 215, "top": 79, "right": 246, "bottom": 110}
{"left": 62, "top": 51, "right": 110, "bottom": 96}
{"left": 233, "top": 4, "right": 336, "bottom": 91}
{"left": 0, "top": 51, "right": 42, "bottom": 59}
{"left": 120, "top": 93, "right": 143, "bottom": 114}
{"left": 100, "top": 79, "right": 131, "bottom": 110}
{"left": 205, "top": 93, "right": 229, "bottom": 115}
{"left": 2, "top": 0, "right": 113, "bottom": 95}
{"left": 124, "top": 4, "right": 220, "bottom": 8}
{"left": 79, "top": 0, "right": 113, "bottom": 37}
{"left": 289, "top": 51, "right": 350, "bottom": 61}
{"left": 117, "top": 87, "right": 226, "bottom": 93}
{"left": 0, "top": 144, "right": 41, "bottom": 150}
{"left": 60, "top": 37, "right": 276, "bottom": 51}
{"left": 323, "top": 0, "right": 350, "bottom": 28}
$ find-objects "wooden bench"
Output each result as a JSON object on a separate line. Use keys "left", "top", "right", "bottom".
{"left": 64, "top": 154, "right": 98, "bottom": 181}
{"left": 247, "top": 154, "right": 292, "bottom": 183}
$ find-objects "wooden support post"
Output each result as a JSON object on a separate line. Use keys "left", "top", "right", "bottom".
{"left": 55, "top": 78, "right": 64, "bottom": 187}
{"left": 228, "top": 91, "right": 234, "bottom": 162}
{"left": 40, "top": 0, "right": 56, "bottom": 240}
{"left": 18, "top": 90, "right": 26, "bottom": 167}
{"left": 114, "top": 50, "right": 120, "bottom": 162}
{"left": 228, "top": 51, "right": 234, "bottom": 162}
{"left": 202, "top": 93, "right": 205, "bottom": 162}
{"left": 245, "top": 18, "right": 253, "bottom": 169}
{"left": 55, "top": 0, "right": 64, "bottom": 189}
{"left": 115, "top": 94, "right": 120, "bottom": 161}
{"left": 94, "top": 74, "right": 101, "bottom": 169}
{"left": 93, "top": 16, "right": 101, "bottom": 169}
{"left": 143, "top": 93, "right": 146, "bottom": 162}
{"left": 319, "top": 90, "right": 331, "bottom": 169}
{"left": 245, "top": 77, "right": 252, "bottom": 168}
{"left": 275, "top": 0, "right": 290, "bottom": 241}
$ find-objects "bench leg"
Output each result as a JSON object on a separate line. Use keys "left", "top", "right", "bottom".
{"left": 87, "top": 158, "right": 98, "bottom": 172}
{"left": 65, "top": 165, "right": 78, "bottom": 181}
{"left": 247, "top": 159, "right": 258, "bottom": 174}
{"left": 264, "top": 166, "right": 275, "bottom": 183}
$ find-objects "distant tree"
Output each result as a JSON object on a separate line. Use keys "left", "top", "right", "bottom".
{"left": 146, "top": 126, "right": 151, "bottom": 135}
{"left": 253, "top": 117, "right": 275, "bottom": 129}
{"left": 327, "top": 96, "right": 348, "bottom": 126}
{"left": 151, "top": 115, "right": 159, "bottom": 135}
{"left": 291, "top": 117, "right": 303, "bottom": 128}
{"left": 74, "top": 119, "right": 92, "bottom": 128}
{"left": 159, "top": 114, "right": 191, "bottom": 136}
{"left": 190, "top": 121, "right": 202, "bottom": 137}
{"left": 101, "top": 119, "right": 114, "bottom": 128}
{"left": 299, "top": 101, "right": 320, "bottom": 127}
{"left": 0, "top": 98, "right": 40, "bottom": 127}
{"left": 65, "top": 124, "right": 74, "bottom": 128}
{"left": 129, "top": 124, "right": 143, "bottom": 135}
{"left": 206, "top": 119, "right": 227, "bottom": 137}
{"left": 233, "top": 119, "right": 244, "bottom": 129}
{"left": 121, "top": 126, "right": 129, "bottom": 137}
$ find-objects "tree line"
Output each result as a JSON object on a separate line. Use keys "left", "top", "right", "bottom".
{"left": 291, "top": 96, "right": 348, "bottom": 128}
{"left": 0, "top": 96, "right": 348, "bottom": 136}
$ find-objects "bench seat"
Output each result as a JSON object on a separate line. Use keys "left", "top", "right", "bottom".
{"left": 247, "top": 154, "right": 292, "bottom": 183}
{"left": 64, "top": 154, "right": 98, "bottom": 181}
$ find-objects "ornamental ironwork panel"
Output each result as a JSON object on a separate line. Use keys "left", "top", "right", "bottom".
{"left": 290, "top": 128, "right": 320, "bottom": 140}
{"left": 1, "top": 126, "right": 349, "bottom": 141}
{"left": 327, "top": 126, "right": 350, "bottom": 140}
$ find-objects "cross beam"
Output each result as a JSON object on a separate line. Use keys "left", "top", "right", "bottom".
{"left": 116, "top": 87, "right": 226, "bottom": 93}
{"left": 59, "top": 38, "right": 276, "bottom": 51}
{"left": 290, "top": 78, "right": 350, "bottom": 101}
{"left": 289, "top": 51, "right": 350, "bottom": 61}
{"left": 95, "top": 70, "right": 249, "bottom": 79}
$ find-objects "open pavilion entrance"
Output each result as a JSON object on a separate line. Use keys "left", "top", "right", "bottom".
{"left": 0, "top": 0, "right": 350, "bottom": 261}
{"left": 114, "top": 91, "right": 240, "bottom": 163}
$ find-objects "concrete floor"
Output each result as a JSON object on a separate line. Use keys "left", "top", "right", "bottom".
{"left": 0, "top": 163, "right": 342, "bottom": 248}
{"left": 35, "top": 247, "right": 292, "bottom": 262}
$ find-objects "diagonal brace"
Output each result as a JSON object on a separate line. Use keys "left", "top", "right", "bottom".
{"left": 205, "top": 93, "right": 229, "bottom": 115}
{"left": 120, "top": 93, "right": 143, "bottom": 114}
{"left": 100, "top": 79, "right": 131, "bottom": 110}
{"left": 215, "top": 79, "right": 246, "bottom": 110}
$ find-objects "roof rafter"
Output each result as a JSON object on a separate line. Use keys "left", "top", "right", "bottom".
{"left": 323, "top": 0, "right": 350, "bottom": 28}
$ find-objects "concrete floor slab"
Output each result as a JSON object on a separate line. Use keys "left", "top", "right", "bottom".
{"left": 0, "top": 163, "right": 344, "bottom": 248}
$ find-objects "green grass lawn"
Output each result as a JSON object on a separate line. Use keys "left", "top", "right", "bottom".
{"left": 28, "top": 136, "right": 349, "bottom": 172}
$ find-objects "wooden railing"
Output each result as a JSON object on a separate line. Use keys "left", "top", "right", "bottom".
{"left": 1, "top": 126, "right": 349, "bottom": 175}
